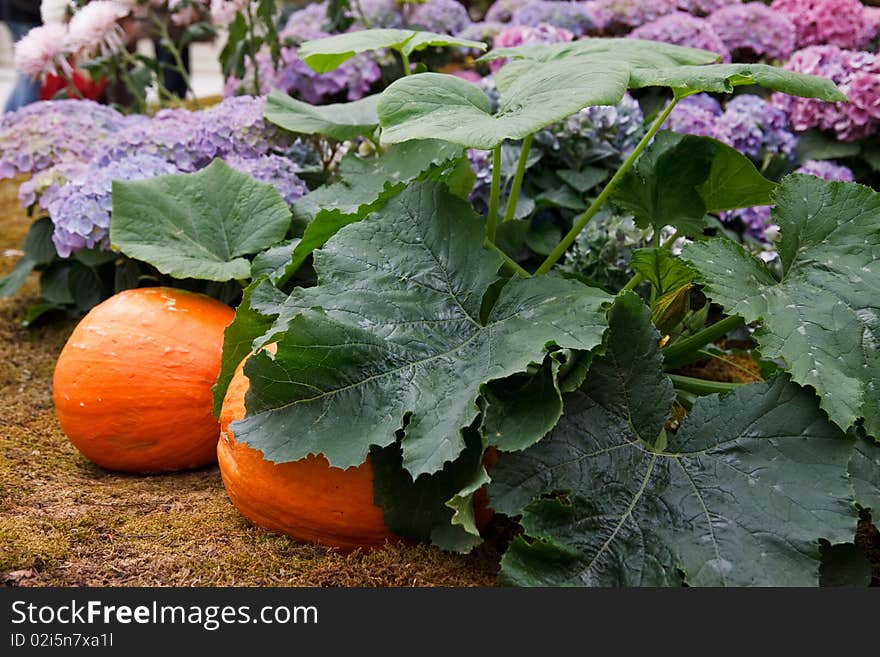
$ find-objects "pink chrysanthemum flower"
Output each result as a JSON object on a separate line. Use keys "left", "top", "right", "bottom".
{"left": 770, "top": 0, "right": 873, "bottom": 49}
{"left": 13, "top": 23, "right": 71, "bottom": 79}
{"left": 66, "top": 1, "right": 130, "bottom": 58}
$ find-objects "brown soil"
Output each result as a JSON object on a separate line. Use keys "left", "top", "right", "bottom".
{"left": 0, "top": 180, "right": 498, "bottom": 587}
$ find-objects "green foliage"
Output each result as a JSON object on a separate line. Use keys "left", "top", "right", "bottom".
{"left": 264, "top": 90, "right": 380, "bottom": 141}
{"left": 110, "top": 160, "right": 292, "bottom": 282}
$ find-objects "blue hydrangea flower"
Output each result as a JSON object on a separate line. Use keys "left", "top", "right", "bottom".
{"left": 223, "top": 154, "right": 309, "bottom": 205}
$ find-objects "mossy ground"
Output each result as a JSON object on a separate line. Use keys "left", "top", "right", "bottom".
{"left": 0, "top": 180, "right": 499, "bottom": 587}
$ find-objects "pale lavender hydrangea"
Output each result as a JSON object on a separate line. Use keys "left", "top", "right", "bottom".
{"left": 593, "top": 0, "right": 679, "bottom": 31}
{"left": 225, "top": 44, "right": 381, "bottom": 104}
{"left": 772, "top": 45, "right": 880, "bottom": 141}
{"left": 410, "top": 0, "right": 472, "bottom": 35}
{"left": 665, "top": 93, "right": 721, "bottom": 138}
{"left": 457, "top": 21, "right": 506, "bottom": 43}
{"left": 707, "top": 3, "right": 795, "bottom": 61}
{"left": 629, "top": 12, "right": 730, "bottom": 62}
{"left": 510, "top": 1, "right": 602, "bottom": 37}
{"left": 675, "top": 0, "right": 740, "bottom": 16}
{"left": 551, "top": 92, "right": 646, "bottom": 164}
{"left": 467, "top": 148, "right": 492, "bottom": 202}
{"left": 770, "top": 0, "right": 874, "bottom": 49}
{"left": 41, "top": 154, "right": 182, "bottom": 257}
{"left": 223, "top": 154, "right": 309, "bottom": 205}
{"left": 197, "top": 95, "right": 291, "bottom": 161}
{"left": 795, "top": 159, "right": 854, "bottom": 181}
{"left": 347, "top": 0, "right": 404, "bottom": 28}
{"left": 715, "top": 95, "right": 797, "bottom": 159}
{"left": 485, "top": 0, "right": 532, "bottom": 23}
{"left": 0, "top": 100, "right": 127, "bottom": 179}
{"left": 96, "top": 108, "right": 206, "bottom": 171}
{"left": 280, "top": 2, "right": 330, "bottom": 42}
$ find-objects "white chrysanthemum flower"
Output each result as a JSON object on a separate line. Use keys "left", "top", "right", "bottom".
{"left": 14, "top": 23, "right": 71, "bottom": 79}
{"left": 41, "top": 0, "right": 73, "bottom": 24}
{"left": 66, "top": 1, "right": 131, "bottom": 58}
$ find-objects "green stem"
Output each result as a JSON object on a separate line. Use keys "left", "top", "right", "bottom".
{"left": 156, "top": 18, "right": 201, "bottom": 109}
{"left": 535, "top": 97, "right": 680, "bottom": 275}
{"left": 662, "top": 314, "right": 745, "bottom": 370}
{"left": 400, "top": 50, "right": 412, "bottom": 76}
{"left": 668, "top": 374, "right": 742, "bottom": 396}
{"left": 503, "top": 134, "right": 533, "bottom": 223}
{"left": 486, "top": 144, "right": 502, "bottom": 242}
{"left": 244, "top": 4, "right": 261, "bottom": 95}
{"left": 484, "top": 240, "right": 530, "bottom": 278}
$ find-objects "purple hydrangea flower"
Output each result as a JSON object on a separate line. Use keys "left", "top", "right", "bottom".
{"left": 665, "top": 93, "right": 722, "bottom": 138}
{"left": 509, "top": 1, "right": 602, "bottom": 37}
{"left": 97, "top": 108, "right": 206, "bottom": 171}
{"left": 347, "top": 0, "right": 404, "bottom": 28}
{"left": 225, "top": 43, "right": 381, "bottom": 104}
{"left": 772, "top": 45, "right": 880, "bottom": 141}
{"left": 457, "top": 20, "right": 506, "bottom": 43}
{"left": 280, "top": 1, "right": 330, "bottom": 43}
{"left": 197, "top": 96, "right": 291, "bottom": 161}
{"left": 715, "top": 94, "right": 798, "bottom": 159}
{"left": 485, "top": 0, "right": 532, "bottom": 23}
{"left": 770, "top": 0, "right": 874, "bottom": 49}
{"left": 629, "top": 12, "right": 730, "bottom": 62}
{"left": 410, "top": 0, "right": 472, "bottom": 35}
{"left": 551, "top": 92, "right": 646, "bottom": 163}
{"left": 707, "top": 3, "right": 795, "bottom": 61}
{"left": 721, "top": 204, "right": 773, "bottom": 238}
{"left": 675, "top": 0, "right": 740, "bottom": 16}
{"left": 794, "top": 159, "right": 854, "bottom": 181}
{"left": 41, "top": 154, "right": 182, "bottom": 258}
{"left": 592, "top": 0, "right": 679, "bottom": 31}
{"left": 223, "top": 154, "right": 309, "bottom": 205}
{"left": 467, "top": 148, "right": 492, "bottom": 202}
{"left": 0, "top": 100, "right": 126, "bottom": 179}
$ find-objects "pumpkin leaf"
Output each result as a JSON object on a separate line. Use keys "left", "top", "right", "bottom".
{"left": 491, "top": 295, "right": 854, "bottom": 586}
{"left": 211, "top": 277, "right": 286, "bottom": 416}
{"left": 282, "top": 140, "right": 463, "bottom": 284}
{"left": 229, "top": 182, "right": 611, "bottom": 478}
{"left": 263, "top": 89, "right": 380, "bottom": 141}
{"left": 377, "top": 66, "right": 629, "bottom": 149}
{"left": 111, "top": 159, "right": 291, "bottom": 282}
{"left": 251, "top": 239, "right": 301, "bottom": 284}
{"left": 612, "top": 132, "right": 776, "bottom": 236}
{"left": 682, "top": 176, "right": 880, "bottom": 438}
{"left": 629, "top": 63, "right": 847, "bottom": 101}
{"left": 370, "top": 427, "right": 486, "bottom": 553}
{"left": 298, "top": 28, "right": 487, "bottom": 73}
{"left": 631, "top": 247, "right": 693, "bottom": 297}
{"left": 849, "top": 435, "right": 880, "bottom": 520}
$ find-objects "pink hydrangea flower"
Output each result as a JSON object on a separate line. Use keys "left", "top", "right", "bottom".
{"left": 773, "top": 45, "right": 880, "bottom": 141}
{"left": 592, "top": 0, "right": 679, "bottom": 31}
{"left": 629, "top": 12, "right": 730, "bottom": 62}
{"left": 66, "top": 1, "right": 130, "bottom": 58}
{"left": 13, "top": 23, "right": 71, "bottom": 79}
{"left": 770, "top": 0, "right": 874, "bottom": 49}
{"left": 708, "top": 3, "right": 795, "bottom": 61}
{"left": 491, "top": 23, "right": 573, "bottom": 71}
{"left": 675, "top": 0, "right": 740, "bottom": 16}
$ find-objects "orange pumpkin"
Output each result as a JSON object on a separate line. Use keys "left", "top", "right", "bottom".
{"left": 217, "top": 352, "right": 397, "bottom": 551}
{"left": 53, "top": 287, "right": 234, "bottom": 473}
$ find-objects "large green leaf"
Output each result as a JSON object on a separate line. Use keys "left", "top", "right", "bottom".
{"left": 229, "top": 183, "right": 611, "bottom": 478}
{"left": 377, "top": 66, "right": 629, "bottom": 149}
{"left": 631, "top": 248, "right": 693, "bottom": 298}
{"left": 682, "top": 176, "right": 880, "bottom": 438}
{"left": 479, "top": 38, "right": 720, "bottom": 68}
{"left": 629, "top": 63, "right": 847, "bottom": 101}
{"left": 111, "top": 159, "right": 291, "bottom": 282}
{"left": 490, "top": 296, "right": 854, "bottom": 586}
{"left": 849, "top": 436, "right": 880, "bottom": 520}
{"left": 371, "top": 428, "right": 486, "bottom": 553}
{"left": 264, "top": 89, "right": 380, "bottom": 141}
{"left": 612, "top": 132, "right": 776, "bottom": 236}
{"left": 298, "top": 28, "right": 487, "bottom": 73}
{"left": 283, "top": 140, "right": 463, "bottom": 284}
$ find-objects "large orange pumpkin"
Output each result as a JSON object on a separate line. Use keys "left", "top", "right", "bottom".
{"left": 53, "top": 287, "right": 234, "bottom": 473}
{"left": 217, "top": 353, "right": 397, "bottom": 551}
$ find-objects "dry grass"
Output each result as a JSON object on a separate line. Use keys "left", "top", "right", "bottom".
{"left": 0, "top": 179, "right": 499, "bottom": 587}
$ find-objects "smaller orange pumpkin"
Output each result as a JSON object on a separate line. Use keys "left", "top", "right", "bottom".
{"left": 218, "top": 351, "right": 397, "bottom": 551}
{"left": 53, "top": 287, "right": 234, "bottom": 473}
